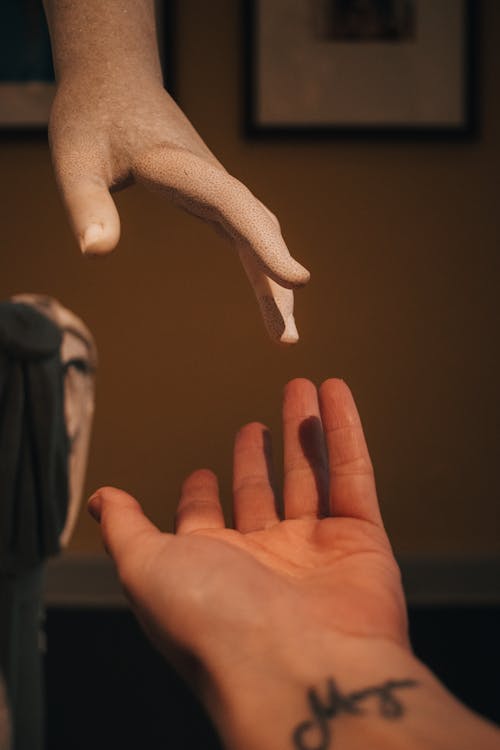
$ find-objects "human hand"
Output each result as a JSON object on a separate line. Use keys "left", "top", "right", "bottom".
{"left": 89, "top": 377, "right": 407, "bottom": 656}
{"left": 44, "top": 0, "right": 309, "bottom": 343}
{"left": 88, "top": 379, "right": 500, "bottom": 749}
{"left": 88, "top": 380, "right": 414, "bottom": 738}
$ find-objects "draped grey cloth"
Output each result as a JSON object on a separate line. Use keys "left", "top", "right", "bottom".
{"left": 0, "top": 297, "right": 97, "bottom": 750}
{"left": 0, "top": 300, "right": 69, "bottom": 573}
{"left": 0, "top": 301, "right": 72, "bottom": 750}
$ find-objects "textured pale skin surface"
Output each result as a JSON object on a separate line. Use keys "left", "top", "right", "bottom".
{"left": 43, "top": 0, "right": 310, "bottom": 344}
{"left": 11, "top": 294, "right": 97, "bottom": 548}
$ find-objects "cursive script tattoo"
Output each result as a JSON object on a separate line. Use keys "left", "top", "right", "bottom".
{"left": 292, "top": 677, "right": 418, "bottom": 750}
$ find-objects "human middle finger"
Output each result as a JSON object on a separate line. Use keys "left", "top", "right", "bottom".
{"left": 283, "top": 379, "right": 329, "bottom": 519}
{"left": 233, "top": 422, "right": 279, "bottom": 533}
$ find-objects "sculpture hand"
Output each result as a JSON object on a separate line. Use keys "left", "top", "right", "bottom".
{"left": 88, "top": 379, "right": 409, "bottom": 687}
{"left": 44, "top": 0, "right": 309, "bottom": 343}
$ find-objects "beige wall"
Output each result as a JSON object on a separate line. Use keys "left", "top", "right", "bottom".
{"left": 1, "top": 0, "right": 499, "bottom": 558}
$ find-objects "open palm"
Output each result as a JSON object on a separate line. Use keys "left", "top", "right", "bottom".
{"left": 90, "top": 379, "right": 409, "bottom": 686}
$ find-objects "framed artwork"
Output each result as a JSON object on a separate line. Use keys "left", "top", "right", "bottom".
{"left": 0, "top": 0, "right": 176, "bottom": 131}
{"left": 0, "top": 0, "right": 55, "bottom": 130}
{"left": 244, "top": 0, "right": 477, "bottom": 137}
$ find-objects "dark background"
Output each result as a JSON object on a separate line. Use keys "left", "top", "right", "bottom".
{"left": 45, "top": 606, "right": 500, "bottom": 749}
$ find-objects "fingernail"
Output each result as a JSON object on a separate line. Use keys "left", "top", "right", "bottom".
{"left": 81, "top": 224, "right": 103, "bottom": 253}
{"left": 87, "top": 492, "right": 102, "bottom": 522}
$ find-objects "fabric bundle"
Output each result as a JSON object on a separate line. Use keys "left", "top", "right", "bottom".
{"left": 0, "top": 301, "right": 69, "bottom": 574}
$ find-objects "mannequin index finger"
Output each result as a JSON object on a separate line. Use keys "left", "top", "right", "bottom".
{"left": 133, "top": 148, "right": 310, "bottom": 288}
{"left": 238, "top": 246, "right": 299, "bottom": 344}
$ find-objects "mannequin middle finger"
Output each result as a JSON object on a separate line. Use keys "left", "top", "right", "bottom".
{"left": 132, "top": 148, "right": 309, "bottom": 288}
{"left": 283, "top": 379, "right": 329, "bottom": 519}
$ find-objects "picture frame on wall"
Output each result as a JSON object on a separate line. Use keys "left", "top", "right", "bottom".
{"left": 0, "top": 0, "right": 176, "bottom": 131}
{"left": 244, "top": 0, "right": 477, "bottom": 137}
{"left": 0, "top": 0, "right": 55, "bottom": 130}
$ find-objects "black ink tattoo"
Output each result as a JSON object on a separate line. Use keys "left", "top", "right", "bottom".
{"left": 292, "top": 677, "right": 418, "bottom": 750}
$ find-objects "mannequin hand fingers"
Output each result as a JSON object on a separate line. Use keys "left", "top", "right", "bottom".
{"left": 238, "top": 245, "right": 299, "bottom": 344}
{"left": 133, "top": 148, "right": 310, "bottom": 288}
{"left": 52, "top": 152, "right": 121, "bottom": 254}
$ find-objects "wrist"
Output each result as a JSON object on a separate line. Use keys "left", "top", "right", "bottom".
{"left": 198, "top": 631, "right": 499, "bottom": 750}
{"left": 205, "top": 633, "right": 417, "bottom": 750}
{"left": 44, "top": 0, "right": 162, "bottom": 85}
